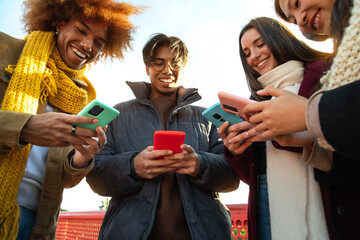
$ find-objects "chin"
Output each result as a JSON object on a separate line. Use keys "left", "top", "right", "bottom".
{"left": 163, "top": 88, "right": 177, "bottom": 94}
{"left": 303, "top": 32, "right": 330, "bottom": 41}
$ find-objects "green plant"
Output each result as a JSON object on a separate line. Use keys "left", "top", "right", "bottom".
{"left": 99, "top": 198, "right": 110, "bottom": 210}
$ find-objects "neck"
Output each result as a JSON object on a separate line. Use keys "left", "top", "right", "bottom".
{"left": 149, "top": 88, "right": 178, "bottom": 100}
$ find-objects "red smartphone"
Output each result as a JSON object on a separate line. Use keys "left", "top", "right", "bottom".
{"left": 218, "top": 91, "right": 255, "bottom": 118}
{"left": 153, "top": 130, "right": 185, "bottom": 154}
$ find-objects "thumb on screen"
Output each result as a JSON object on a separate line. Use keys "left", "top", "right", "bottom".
{"left": 257, "top": 87, "right": 289, "bottom": 98}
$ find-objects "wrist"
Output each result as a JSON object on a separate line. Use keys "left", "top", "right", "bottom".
{"left": 71, "top": 154, "right": 89, "bottom": 169}
{"left": 19, "top": 115, "right": 35, "bottom": 144}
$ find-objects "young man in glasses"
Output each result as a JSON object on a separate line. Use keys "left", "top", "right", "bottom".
{"left": 86, "top": 33, "right": 239, "bottom": 240}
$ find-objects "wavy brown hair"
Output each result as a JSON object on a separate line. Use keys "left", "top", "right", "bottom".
{"left": 239, "top": 17, "right": 331, "bottom": 101}
{"left": 22, "top": 0, "right": 143, "bottom": 61}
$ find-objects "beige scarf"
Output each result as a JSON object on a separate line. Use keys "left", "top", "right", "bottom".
{"left": 259, "top": 60, "right": 329, "bottom": 240}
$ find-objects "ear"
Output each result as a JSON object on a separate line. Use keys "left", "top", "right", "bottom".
{"left": 146, "top": 65, "right": 150, "bottom": 76}
{"left": 55, "top": 21, "right": 66, "bottom": 32}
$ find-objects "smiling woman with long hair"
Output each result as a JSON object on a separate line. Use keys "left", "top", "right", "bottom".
{"left": 240, "top": 0, "right": 360, "bottom": 239}
{"left": 218, "top": 17, "right": 331, "bottom": 240}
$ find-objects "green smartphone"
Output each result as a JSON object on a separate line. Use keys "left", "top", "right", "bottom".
{"left": 74, "top": 99, "right": 119, "bottom": 130}
{"left": 202, "top": 102, "right": 244, "bottom": 128}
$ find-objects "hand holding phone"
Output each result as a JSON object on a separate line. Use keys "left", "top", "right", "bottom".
{"left": 74, "top": 99, "right": 120, "bottom": 130}
{"left": 153, "top": 130, "right": 186, "bottom": 154}
{"left": 218, "top": 91, "right": 255, "bottom": 118}
{"left": 202, "top": 102, "right": 244, "bottom": 129}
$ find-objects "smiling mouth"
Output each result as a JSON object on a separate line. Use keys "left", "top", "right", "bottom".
{"left": 71, "top": 47, "right": 87, "bottom": 59}
{"left": 257, "top": 58, "right": 268, "bottom": 69}
{"left": 160, "top": 79, "right": 174, "bottom": 83}
{"left": 159, "top": 75, "right": 175, "bottom": 83}
{"left": 311, "top": 10, "right": 321, "bottom": 30}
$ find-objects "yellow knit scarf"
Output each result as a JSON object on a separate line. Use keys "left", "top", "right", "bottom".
{"left": 0, "top": 31, "right": 96, "bottom": 239}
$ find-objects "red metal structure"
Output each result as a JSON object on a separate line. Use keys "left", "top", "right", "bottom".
{"left": 228, "top": 204, "right": 248, "bottom": 240}
{"left": 56, "top": 210, "right": 105, "bottom": 239}
{"left": 56, "top": 204, "right": 248, "bottom": 240}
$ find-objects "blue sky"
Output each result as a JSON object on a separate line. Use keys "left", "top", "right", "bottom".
{"left": 0, "top": 0, "right": 280, "bottom": 107}
{"left": 0, "top": 0, "right": 332, "bottom": 211}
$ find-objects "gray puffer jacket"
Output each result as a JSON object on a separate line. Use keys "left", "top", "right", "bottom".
{"left": 86, "top": 81, "right": 239, "bottom": 240}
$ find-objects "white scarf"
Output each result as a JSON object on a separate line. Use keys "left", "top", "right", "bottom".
{"left": 259, "top": 60, "right": 329, "bottom": 240}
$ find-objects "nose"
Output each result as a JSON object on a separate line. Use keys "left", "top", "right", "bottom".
{"left": 253, "top": 47, "right": 261, "bottom": 59}
{"left": 81, "top": 37, "right": 93, "bottom": 52}
{"left": 162, "top": 62, "right": 173, "bottom": 74}
{"left": 295, "top": 11, "right": 308, "bottom": 27}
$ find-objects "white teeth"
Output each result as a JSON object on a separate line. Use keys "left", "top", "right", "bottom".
{"left": 257, "top": 59, "right": 267, "bottom": 68}
{"left": 160, "top": 79, "right": 173, "bottom": 83}
{"left": 72, "top": 47, "right": 86, "bottom": 59}
{"left": 313, "top": 13, "right": 320, "bottom": 29}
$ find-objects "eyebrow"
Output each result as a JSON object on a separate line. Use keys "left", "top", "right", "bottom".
{"left": 80, "top": 21, "right": 107, "bottom": 44}
{"left": 242, "top": 36, "right": 263, "bottom": 52}
{"left": 80, "top": 21, "right": 91, "bottom": 31}
{"left": 287, "top": 0, "right": 291, "bottom": 11}
{"left": 152, "top": 58, "right": 165, "bottom": 61}
{"left": 253, "top": 36, "right": 263, "bottom": 44}
{"left": 284, "top": 0, "right": 292, "bottom": 20}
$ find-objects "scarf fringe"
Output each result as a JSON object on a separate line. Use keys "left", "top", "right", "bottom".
{"left": 40, "top": 69, "right": 57, "bottom": 103}
{"left": 0, "top": 204, "right": 20, "bottom": 240}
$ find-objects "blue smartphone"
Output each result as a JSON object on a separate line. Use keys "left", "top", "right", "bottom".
{"left": 202, "top": 102, "right": 244, "bottom": 128}
{"left": 74, "top": 99, "right": 120, "bottom": 130}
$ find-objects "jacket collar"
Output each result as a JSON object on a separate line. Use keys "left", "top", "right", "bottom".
{"left": 125, "top": 81, "right": 201, "bottom": 107}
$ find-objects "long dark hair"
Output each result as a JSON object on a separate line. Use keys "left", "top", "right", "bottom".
{"left": 239, "top": 17, "right": 330, "bottom": 100}
{"left": 275, "top": 0, "right": 354, "bottom": 52}
{"left": 330, "top": 0, "right": 353, "bottom": 50}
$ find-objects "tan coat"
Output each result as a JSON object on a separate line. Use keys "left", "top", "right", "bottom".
{"left": 0, "top": 31, "right": 94, "bottom": 240}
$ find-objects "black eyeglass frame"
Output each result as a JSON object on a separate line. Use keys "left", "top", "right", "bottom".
{"left": 150, "top": 58, "right": 183, "bottom": 72}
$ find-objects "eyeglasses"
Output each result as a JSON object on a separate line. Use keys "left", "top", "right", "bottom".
{"left": 150, "top": 58, "right": 182, "bottom": 72}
